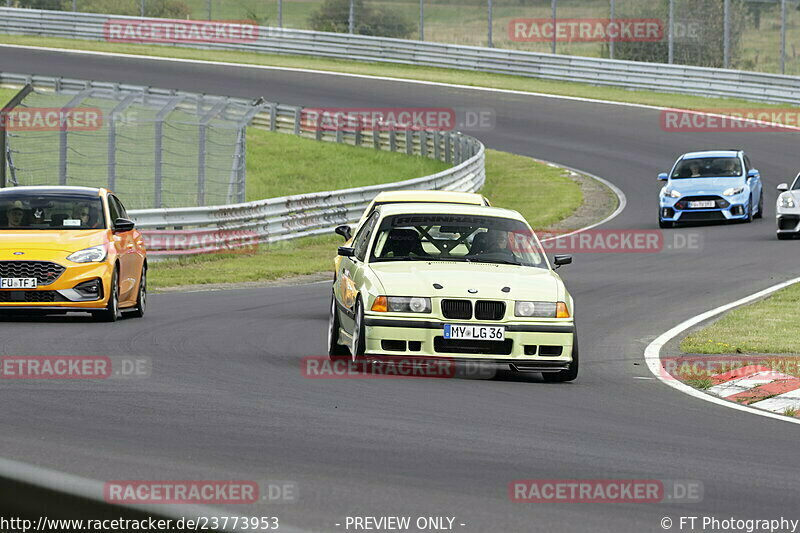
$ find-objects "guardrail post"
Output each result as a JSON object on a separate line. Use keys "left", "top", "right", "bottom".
{"left": 269, "top": 104, "right": 277, "bottom": 131}
{"left": 668, "top": 0, "right": 674, "bottom": 64}
{"left": 59, "top": 89, "right": 92, "bottom": 186}
{"left": 444, "top": 132, "right": 452, "bottom": 164}
{"left": 420, "top": 130, "right": 428, "bottom": 158}
{"left": 454, "top": 134, "right": 462, "bottom": 164}
{"left": 405, "top": 129, "right": 413, "bottom": 155}
{"left": 487, "top": 0, "right": 492, "bottom": 48}
{"left": 372, "top": 127, "right": 380, "bottom": 150}
{"left": 433, "top": 131, "right": 442, "bottom": 161}
{"left": 336, "top": 127, "right": 343, "bottom": 144}
{"left": 294, "top": 107, "right": 301, "bottom": 135}
{"left": 389, "top": 127, "right": 397, "bottom": 152}
{"left": 354, "top": 117, "right": 362, "bottom": 147}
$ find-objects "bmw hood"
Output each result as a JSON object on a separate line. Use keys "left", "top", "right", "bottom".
{"left": 369, "top": 262, "right": 562, "bottom": 301}
{"left": 669, "top": 177, "right": 745, "bottom": 196}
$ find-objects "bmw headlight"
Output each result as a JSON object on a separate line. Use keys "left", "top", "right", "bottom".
{"left": 723, "top": 186, "right": 745, "bottom": 197}
{"left": 371, "top": 296, "right": 431, "bottom": 313}
{"left": 779, "top": 195, "right": 797, "bottom": 208}
{"left": 662, "top": 188, "right": 681, "bottom": 198}
{"left": 66, "top": 245, "right": 107, "bottom": 263}
{"left": 515, "top": 301, "right": 557, "bottom": 318}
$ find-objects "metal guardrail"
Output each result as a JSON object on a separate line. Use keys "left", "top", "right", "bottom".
{"left": 2, "top": 7, "right": 800, "bottom": 104}
{"left": 0, "top": 72, "right": 485, "bottom": 256}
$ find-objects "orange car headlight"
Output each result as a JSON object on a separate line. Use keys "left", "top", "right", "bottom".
{"left": 66, "top": 245, "right": 107, "bottom": 263}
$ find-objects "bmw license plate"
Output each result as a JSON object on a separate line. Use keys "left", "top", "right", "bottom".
{"left": 688, "top": 200, "right": 715, "bottom": 209}
{"left": 0, "top": 278, "right": 37, "bottom": 289}
{"left": 444, "top": 324, "right": 505, "bottom": 341}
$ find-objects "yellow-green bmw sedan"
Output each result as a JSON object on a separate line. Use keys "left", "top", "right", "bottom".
{"left": 328, "top": 203, "right": 577, "bottom": 382}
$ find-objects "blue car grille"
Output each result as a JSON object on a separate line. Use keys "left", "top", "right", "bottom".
{"left": 675, "top": 196, "right": 730, "bottom": 210}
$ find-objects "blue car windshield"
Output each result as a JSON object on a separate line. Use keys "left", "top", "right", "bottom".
{"left": 672, "top": 157, "right": 742, "bottom": 179}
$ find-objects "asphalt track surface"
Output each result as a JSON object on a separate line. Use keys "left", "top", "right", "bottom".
{"left": 1, "top": 47, "right": 799, "bottom": 532}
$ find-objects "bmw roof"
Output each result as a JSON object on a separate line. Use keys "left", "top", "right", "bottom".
{"left": 376, "top": 201, "right": 526, "bottom": 222}
{"left": 0, "top": 186, "right": 104, "bottom": 197}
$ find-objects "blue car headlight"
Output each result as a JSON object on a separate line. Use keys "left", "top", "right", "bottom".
{"left": 662, "top": 188, "right": 681, "bottom": 199}
{"left": 722, "top": 186, "right": 745, "bottom": 197}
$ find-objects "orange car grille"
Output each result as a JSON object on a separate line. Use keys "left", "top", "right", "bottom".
{"left": 0, "top": 261, "right": 66, "bottom": 285}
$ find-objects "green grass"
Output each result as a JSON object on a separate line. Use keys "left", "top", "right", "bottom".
{"left": 0, "top": 87, "right": 24, "bottom": 105}
{"left": 245, "top": 129, "right": 448, "bottom": 200}
{"left": 5, "top": 34, "right": 800, "bottom": 114}
{"left": 681, "top": 282, "right": 800, "bottom": 355}
{"left": 149, "top": 148, "right": 584, "bottom": 288}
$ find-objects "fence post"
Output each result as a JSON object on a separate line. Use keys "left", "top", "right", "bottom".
{"left": 59, "top": 89, "right": 92, "bottom": 186}
{"left": 0, "top": 84, "right": 32, "bottom": 189}
{"left": 389, "top": 127, "right": 397, "bottom": 152}
{"left": 107, "top": 92, "right": 139, "bottom": 191}
{"left": 269, "top": 104, "right": 277, "bottom": 131}
{"left": 372, "top": 127, "right": 380, "bottom": 150}
{"left": 668, "top": 0, "right": 674, "bottom": 64}
{"left": 349, "top": 0, "right": 354, "bottom": 34}
{"left": 487, "top": 0, "right": 492, "bottom": 48}
{"left": 551, "top": 0, "right": 557, "bottom": 54}
{"left": 153, "top": 96, "right": 184, "bottom": 208}
{"left": 294, "top": 107, "right": 301, "bottom": 135}
{"left": 405, "top": 129, "right": 413, "bottom": 155}
{"left": 723, "top": 0, "right": 730, "bottom": 68}
{"left": 420, "top": 0, "right": 424, "bottom": 41}
{"left": 278, "top": 0, "right": 283, "bottom": 28}
{"left": 197, "top": 99, "right": 228, "bottom": 206}
{"left": 608, "top": 0, "right": 615, "bottom": 60}
{"left": 433, "top": 131, "right": 441, "bottom": 161}
{"left": 781, "top": 0, "right": 787, "bottom": 74}
{"left": 420, "top": 130, "right": 428, "bottom": 158}
{"left": 444, "top": 132, "right": 452, "bottom": 164}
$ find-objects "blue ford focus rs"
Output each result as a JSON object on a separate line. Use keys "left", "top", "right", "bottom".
{"left": 658, "top": 150, "right": 763, "bottom": 228}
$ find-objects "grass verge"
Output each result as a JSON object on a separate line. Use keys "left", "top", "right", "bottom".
{"left": 245, "top": 129, "right": 448, "bottom": 200}
{"left": 2, "top": 35, "right": 798, "bottom": 115}
{"left": 680, "top": 282, "right": 800, "bottom": 355}
{"left": 149, "top": 148, "right": 584, "bottom": 289}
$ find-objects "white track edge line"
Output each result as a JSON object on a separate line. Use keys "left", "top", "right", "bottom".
{"left": 644, "top": 276, "right": 800, "bottom": 425}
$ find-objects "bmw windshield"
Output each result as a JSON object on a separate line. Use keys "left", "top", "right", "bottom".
{"left": 370, "top": 213, "right": 547, "bottom": 268}
{"left": 0, "top": 192, "right": 105, "bottom": 230}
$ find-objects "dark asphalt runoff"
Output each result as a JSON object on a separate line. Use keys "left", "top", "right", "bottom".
{"left": 0, "top": 46, "right": 799, "bottom": 532}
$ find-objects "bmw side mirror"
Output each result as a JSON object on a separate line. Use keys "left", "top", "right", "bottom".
{"left": 335, "top": 224, "right": 352, "bottom": 241}
{"left": 777, "top": 183, "right": 789, "bottom": 192}
{"left": 658, "top": 173, "right": 669, "bottom": 181}
{"left": 113, "top": 218, "right": 135, "bottom": 233}
{"left": 553, "top": 254, "right": 572, "bottom": 269}
{"left": 338, "top": 246, "right": 355, "bottom": 257}
{"left": 747, "top": 169, "right": 759, "bottom": 179}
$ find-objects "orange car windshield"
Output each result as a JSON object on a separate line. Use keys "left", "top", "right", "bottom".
{"left": 0, "top": 194, "right": 105, "bottom": 230}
